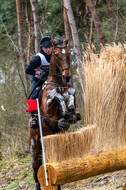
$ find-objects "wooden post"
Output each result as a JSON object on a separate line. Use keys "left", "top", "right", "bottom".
{"left": 38, "top": 148, "right": 126, "bottom": 186}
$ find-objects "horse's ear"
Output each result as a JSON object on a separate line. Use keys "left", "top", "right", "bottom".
{"left": 64, "top": 38, "right": 70, "bottom": 45}
{"left": 50, "top": 38, "right": 58, "bottom": 46}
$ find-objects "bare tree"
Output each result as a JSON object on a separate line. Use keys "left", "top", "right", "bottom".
{"left": 16, "top": 0, "right": 28, "bottom": 97}
{"left": 85, "top": 0, "right": 105, "bottom": 45}
{"left": 25, "top": 0, "right": 32, "bottom": 95}
{"left": 30, "top": 0, "right": 41, "bottom": 53}
{"left": 64, "top": 0, "right": 85, "bottom": 102}
{"left": 16, "top": 0, "right": 26, "bottom": 65}
{"left": 25, "top": 0, "right": 32, "bottom": 64}
{"left": 63, "top": 0, "right": 70, "bottom": 39}
{"left": 63, "top": 0, "right": 74, "bottom": 86}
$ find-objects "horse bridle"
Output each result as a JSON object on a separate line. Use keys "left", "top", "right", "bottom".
{"left": 49, "top": 45, "right": 70, "bottom": 76}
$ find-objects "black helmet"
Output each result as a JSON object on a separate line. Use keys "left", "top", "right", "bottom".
{"left": 40, "top": 36, "right": 52, "bottom": 47}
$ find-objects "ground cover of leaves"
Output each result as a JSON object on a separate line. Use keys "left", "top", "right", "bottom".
{"left": 0, "top": 154, "right": 126, "bottom": 190}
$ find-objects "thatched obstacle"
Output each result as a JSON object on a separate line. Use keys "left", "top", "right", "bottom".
{"left": 37, "top": 43, "right": 126, "bottom": 189}
{"left": 39, "top": 124, "right": 126, "bottom": 190}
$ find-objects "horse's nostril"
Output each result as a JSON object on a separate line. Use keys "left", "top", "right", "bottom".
{"left": 63, "top": 75, "right": 71, "bottom": 83}
{"left": 67, "top": 76, "right": 71, "bottom": 82}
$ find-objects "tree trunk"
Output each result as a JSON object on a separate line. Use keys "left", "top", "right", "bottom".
{"left": 89, "top": 0, "right": 98, "bottom": 44}
{"left": 25, "top": 0, "right": 32, "bottom": 95}
{"left": 16, "top": 0, "right": 26, "bottom": 64}
{"left": 25, "top": 0, "right": 32, "bottom": 64}
{"left": 64, "top": 0, "right": 85, "bottom": 103}
{"left": 30, "top": 0, "right": 40, "bottom": 53}
{"left": 16, "top": 0, "right": 28, "bottom": 97}
{"left": 63, "top": 0, "right": 70, "bottom": 39}
{"left": 85, "top": 0, "right": 105, "bottom": 45}
{"left": 63, "top": 0, "right": 73, "bottom": 87}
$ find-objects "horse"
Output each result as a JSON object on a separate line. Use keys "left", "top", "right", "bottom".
{"left": 28, "top": 38, "right": 81, "bottom": 190}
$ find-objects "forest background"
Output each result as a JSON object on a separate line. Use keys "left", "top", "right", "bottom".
{"left": 0, "top": 1, "right": 126, "bottom": 188}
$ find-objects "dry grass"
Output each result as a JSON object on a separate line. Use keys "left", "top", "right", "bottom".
{"left": 44, "top": 125, "right": 97, "bottom": 162}
{"left": 83, "top": 42, "right": 126, "bottom": 151}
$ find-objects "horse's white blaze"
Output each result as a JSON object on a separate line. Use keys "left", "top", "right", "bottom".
{"left": 62, "top": 49, "right": 66, "bottom": 54}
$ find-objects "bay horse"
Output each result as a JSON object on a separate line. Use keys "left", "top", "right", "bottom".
{"left": 28, "top": 38, "right": 81, "bottom": 190}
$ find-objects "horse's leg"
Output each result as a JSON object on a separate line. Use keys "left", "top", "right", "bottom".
{"left": 47, "top": 89, "right": 70, "bottom": 130}
{"left": 30, "top": 138, "right": 42, "bottom": 190}
{"left": 54, "top": 93, "right": 69, "bottom": 118}
{"left": 67, "top": 88, "right": 81, "bottom": 123}
{"left": 58, "top": 185, "right": 61, "bottom": 190}
{"left": 47, "top": 89, "right": 68, "bottom": 118}
{"left": 67, "top": 88, "right": 76, "bottom": 111}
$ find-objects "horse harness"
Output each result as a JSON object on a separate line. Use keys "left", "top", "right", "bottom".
{"left": 49, "top": 44, "right": 70, "bottom": 75}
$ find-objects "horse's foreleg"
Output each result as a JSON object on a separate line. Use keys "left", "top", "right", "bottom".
{"left": 30, "top": 138, "right": 42, "bottom": 190}
{"left": 67, "top": 88, "right": 81, "bottom": 123}
{"left": 67, "top": 88, "right": 76, "bottom": 111}
{"left": 47, "top": 89, "right": 68, "bottom": 118}
{"left": 54, "top": 93, "right": 69, "bottom": 118}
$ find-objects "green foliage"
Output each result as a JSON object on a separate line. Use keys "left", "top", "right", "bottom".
{"left": 38, "top": 0, "right": 64, "bottom": 37}
{"left": 0, "top": 0, "right": 17, "bottom": 31}
{"left": 2, "top": 181, "right": 20, "bottom": 190}
{"left": 0, "top": 154, "right": 34, "bottom": 189}
{"left": 24, "top": 175, "right": 34, "bottom": 184}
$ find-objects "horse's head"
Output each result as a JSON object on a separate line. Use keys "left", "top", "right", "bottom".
{"left": 51, "top": 38, "right": 71, "bottom": 84}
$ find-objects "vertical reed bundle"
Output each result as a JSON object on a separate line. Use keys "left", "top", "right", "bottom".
{"left": 83, "top": 43, "right": 126, "bottom": 151}
{"left": 43, "top": 43, "right": 126, "bottom": 163}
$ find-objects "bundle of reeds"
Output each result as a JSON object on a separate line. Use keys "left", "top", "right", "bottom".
{"left": 83, "top": 42, "right": 126, "bottom": 151}
{"left": 44, "top": 125, "right": 97, "bottom": 162}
